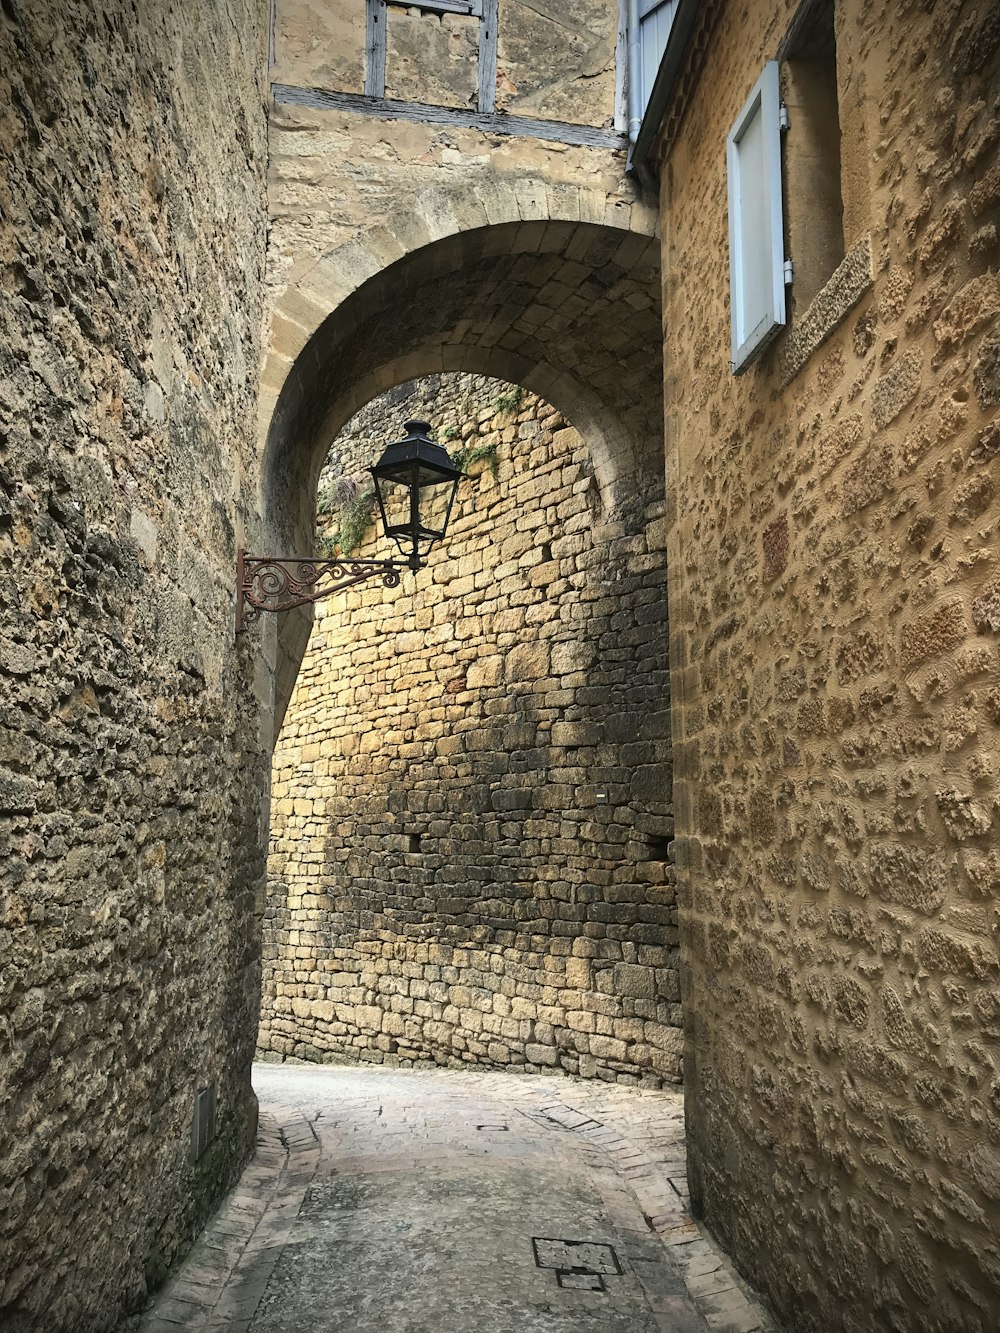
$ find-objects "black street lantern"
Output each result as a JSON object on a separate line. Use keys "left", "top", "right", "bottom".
{"left": 236, "top": 419, "right": 463, "bottom": 631}
{"left": 370, "top": 420, "right": 462, "bottom": 570}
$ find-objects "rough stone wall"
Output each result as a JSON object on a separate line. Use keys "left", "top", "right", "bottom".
{"left": 385, "top": 8, "right": 479, "bottom": 109}
{"left": 272, "top": 0, "right": 620, "bottom": 127}
{"left": 661, "top": 1, "right": 1000, "bottom": 1330}
{"left": 259, "top": 374, "right": 679, "bottom": 1084}
{"left": 0, "top": 4, "right": 268, "bottom": 1331}
{"left": 271, "top": 0, "right": 366, "bottom": 94}
{"left": 496, "top": 0, "right": 619, "bottom": 123}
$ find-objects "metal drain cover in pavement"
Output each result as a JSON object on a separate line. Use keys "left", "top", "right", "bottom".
{"left": 557, "top": 1270, "right": 606, "bottom": 1291}
{"left": 532, "top": 1238, "right": 622, "bottom": 1290}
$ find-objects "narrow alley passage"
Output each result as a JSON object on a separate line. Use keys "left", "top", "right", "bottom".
{"left": 135, "top": 1067, "right": 777, "bottom": 1333}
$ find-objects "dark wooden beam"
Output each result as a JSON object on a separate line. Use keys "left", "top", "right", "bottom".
{"left": 386, "top": 0, "right": 481, "bottom": 12}
{"left": 272, "top": 83, "right": 627, "bottom": 151}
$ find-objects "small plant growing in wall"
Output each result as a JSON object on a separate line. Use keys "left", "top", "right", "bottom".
{"left": 493, "top": 385, "right": 523, "bottom": 415}
{"left": 451, "top": 441, "right": 500, "bottom": 477}
{"left": 315, "top": 474, "right": 377, "bottom": 555}
{"left": 316, "top": 474, "right": 339, "bottom": 517}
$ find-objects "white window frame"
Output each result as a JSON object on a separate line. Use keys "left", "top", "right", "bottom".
{"left": 726, "top": 61, "right": 787, "bottom": 374}
{"left": 637, "top": 0, "right": 677, "bottom": 113}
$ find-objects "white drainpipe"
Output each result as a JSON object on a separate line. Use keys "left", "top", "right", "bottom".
{"left": 627, "top": 0, "right": 642, "bottom": 143}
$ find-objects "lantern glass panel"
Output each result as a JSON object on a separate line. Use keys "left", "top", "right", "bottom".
{"left": 374, "top": 468, "right": 415, "bottom": 540}
{"left": 417, "top": 474, "right": 459, "bottom": 541}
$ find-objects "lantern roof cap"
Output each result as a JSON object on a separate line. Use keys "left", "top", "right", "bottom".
{"left": 371, "top": 420, "right": 461, "bottom": 481}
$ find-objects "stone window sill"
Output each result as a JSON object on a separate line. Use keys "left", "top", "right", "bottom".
{"left": 776, "top": 234, "right": 873, "bottom": 386}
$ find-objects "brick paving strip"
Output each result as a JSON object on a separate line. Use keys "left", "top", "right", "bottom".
{"left": 131, "top": 1066, "right": 781, "bottom": 1333}
{"left": 129, "top": 1109, "right": 320, "bottom": 1333}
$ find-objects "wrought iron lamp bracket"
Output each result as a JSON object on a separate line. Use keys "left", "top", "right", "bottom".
{"left": 236, "top": 549, "right": 416, "bottom": 631}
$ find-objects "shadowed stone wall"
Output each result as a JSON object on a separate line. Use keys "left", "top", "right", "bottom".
{"left": 259, "top": 374, "right": 679, "bottom": 1084}
{"left": 0, "top": 4, "right": 268, "bottom": 1330}
{"left": 661, "top": 2, "right": 1000, "bottom": 1330}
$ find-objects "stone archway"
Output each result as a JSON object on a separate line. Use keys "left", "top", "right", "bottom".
{"left": 256, "top": 211, "right": 664, "bottom": 734}
{"left": 258, "top": 169, "right": 657, "bottom": 436}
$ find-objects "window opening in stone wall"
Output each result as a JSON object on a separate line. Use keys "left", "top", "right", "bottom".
{"left": 366, "top": 0, "right": 498, "bottom": 111}
{"left": 726, "top": 0, "right": 849, "bottom": 373}
{"left": 778, "top": 0, "right": 844, "bottom": 312}
{"left": 191, "top": 1082, "right": 217, "bottom": 1161}
{"left": 645, "top": 834, "right": 671, "bottom": 862}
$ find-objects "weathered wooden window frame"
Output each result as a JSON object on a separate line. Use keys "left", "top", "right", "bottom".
{"left": 366, "top": 0, "right": 499, "bottom": 112}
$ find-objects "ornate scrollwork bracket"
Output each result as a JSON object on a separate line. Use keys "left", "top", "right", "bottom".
{"left": 236, "top": 549, "right": 408, "bottom": 631}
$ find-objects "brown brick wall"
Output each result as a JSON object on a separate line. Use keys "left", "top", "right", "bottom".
{"left": 662, "top": 2, "right": 1000, "bottom": 1330}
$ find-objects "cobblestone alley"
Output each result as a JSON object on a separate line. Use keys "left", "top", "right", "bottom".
{"left": 134, "top": 1065, "right": 777, "bottom": 1333}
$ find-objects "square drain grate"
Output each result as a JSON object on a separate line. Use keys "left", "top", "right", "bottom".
{"left": 557, "top": 1270, "right": 606, "bottom": 1291}
{"left": 532, "top": 1237, "right": 622, "bottom": 1292}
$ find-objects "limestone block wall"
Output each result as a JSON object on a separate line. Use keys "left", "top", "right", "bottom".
{"left": 662, "top": 2, "right": 1000, "bottom": 1330}
{"left": 0, "top": 5, "right": 268, "bottom": 1331}
{"left": 259, "top": 374, "right": 679, "bottom": 1084}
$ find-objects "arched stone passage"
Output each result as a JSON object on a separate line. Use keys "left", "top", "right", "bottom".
{"left": 259, "top": 216, "right": 663, "bottom": 726}
{"left": 263, "top": 221, "right": 662, "bottom": 544}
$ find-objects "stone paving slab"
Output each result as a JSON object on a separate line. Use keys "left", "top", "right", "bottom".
{"left": 132, "top": 1065, "right": 782, "bottom": 1333}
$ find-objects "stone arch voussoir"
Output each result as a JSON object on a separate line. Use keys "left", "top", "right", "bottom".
{"left": 259, "top": 177, "right": 657, "bottom": 455}
{"left": 254, "top": 176, "right": 661, "bottom": 735}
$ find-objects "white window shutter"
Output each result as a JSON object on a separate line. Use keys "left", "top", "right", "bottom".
{"left": 727, "top": 61, "right": 787, "bottom": 374}
{"left": 637, "top": 0, "right": 678, "bottom": 113}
